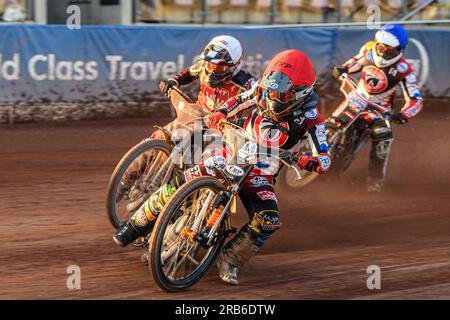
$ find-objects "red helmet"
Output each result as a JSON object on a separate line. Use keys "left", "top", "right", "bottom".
{"left": 259, "top": 50, "right": 316, "bottom": 121}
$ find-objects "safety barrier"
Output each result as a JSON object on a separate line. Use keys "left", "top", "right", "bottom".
{"left": 0, "top": 25, "right": 447, "bottom": 122}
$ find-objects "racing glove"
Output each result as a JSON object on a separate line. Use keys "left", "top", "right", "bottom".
{"left": 332, "top": 66, "right": 348, "bottom": 80}
{"left": 391, "top": 112, "right": 408, "bottom": 125}
{"left": 209, "top": 110, "right": 227, "bottom": 129}
{"left": 159, "top": 79, "right": 178, "bottom": 97}
{"left": 298, "top": 152, "right": 331, "bottom": 174}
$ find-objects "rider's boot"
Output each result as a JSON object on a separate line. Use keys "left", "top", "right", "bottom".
{"left": 366, "top": 176, "right": 384, "bottom": 193}
{"left": 113, "top": 183, "right": 177, "bottom": 246}
{"left": 216, "top": 227, "right": 259, "bottom": 286}
{"left": 113, "top": 220, "right": 151, "bottom": 247}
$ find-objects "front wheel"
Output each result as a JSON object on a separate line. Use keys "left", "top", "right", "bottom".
{"left": 277, "top": 165, "right": 319, "bottom": 191}
{"left": 277, "top": 139, "right": 320, "bottom": 191}
{"left": 148, "top": 177, "right": 227, "bottom": 292}
{"left": 106, "top": 139, "right": 175, "bottom": 229}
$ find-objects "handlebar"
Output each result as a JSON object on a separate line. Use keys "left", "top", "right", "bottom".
{"left": 337, "top": 73, "right": 357, "bottom": 87}
{"left": 167, "top": 85, "right": 195, "bottom": 104}
{"left": 338, "top": 73, "right": 355, "bottom": 82}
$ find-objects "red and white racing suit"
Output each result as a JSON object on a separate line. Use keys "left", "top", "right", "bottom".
{"left": 177, "top": 81, "right": 331, "bottom": 249}
{"left": 171, "top": 61, "right": 255, "bottom": 113}
{"left": 151, "top": 62, "right": 254, "bottom": 141}
{"left": 128, "top": 81, "right": 331, "bottom": 270}
{"left": 337, "top": 41, "right": 424, "bottom": 182}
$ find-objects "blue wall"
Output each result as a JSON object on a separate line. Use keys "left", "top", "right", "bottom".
{"left": 0, "top": 25, "right": 448, "bottom": 104}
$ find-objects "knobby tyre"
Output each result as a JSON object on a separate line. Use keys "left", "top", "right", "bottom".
{"left": 106, "top": 139, "right": 173, "bottom": 229}
{"left": 148, "top": 176, "right": 226, "bottom": 292}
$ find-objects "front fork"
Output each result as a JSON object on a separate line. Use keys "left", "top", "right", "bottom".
{"left": 327, "top": 98, "right": 366, "bottom": 156}
{"left": 195, "top": 187, "right": 238, "bottom": 248}
{"left": 324, "top": 121, "right": 344, "bottom": 157}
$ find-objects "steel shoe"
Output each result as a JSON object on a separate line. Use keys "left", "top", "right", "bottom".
{"left": 367, "top": 177, "right": 383, "bottom": 193}
{"left": 216, "top": 254, "right": 239, "bottom": 285}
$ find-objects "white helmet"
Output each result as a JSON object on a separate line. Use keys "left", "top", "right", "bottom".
{"left": 200, "top": 35, "right": 243, "bottom": 88}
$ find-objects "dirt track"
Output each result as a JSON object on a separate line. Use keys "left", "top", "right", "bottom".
{"left": 1, "top": 107, "right": 450, "bottom": 300}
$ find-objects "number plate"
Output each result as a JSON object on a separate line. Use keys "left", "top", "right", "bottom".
{"left": 348, "top": 92, "right": 367, "bottom": 111}
{"left": 238, "top": 141, "right": 257, "bottom": 161}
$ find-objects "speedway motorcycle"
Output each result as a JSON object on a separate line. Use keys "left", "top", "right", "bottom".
{"left": 146, "top": 120, "right": 302, "bottom": 292}
{"left": 106, "top": 86, "right": 209, "bottom": 229}
{"left": 278, "top": 73, "right": 391, "bottom": 190}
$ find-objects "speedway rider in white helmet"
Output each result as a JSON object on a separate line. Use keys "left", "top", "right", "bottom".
{"left": 159, "top": 35, "right": 254, "bottom": 114}
{"left": 114, "top": 36, "right": 255, "bottom": 249}
{"left": 119, "top": 35, "right": 254, "bottom": 202}
{"left": 332, "top": 24, "right": 424, "bottom": 192}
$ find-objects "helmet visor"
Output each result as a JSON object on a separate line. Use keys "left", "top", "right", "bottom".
{"left": 376, "top": 42, "right": 400, "bottom": 60}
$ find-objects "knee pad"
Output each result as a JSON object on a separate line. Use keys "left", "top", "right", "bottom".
{"left": 335, "top": 113, "right": 354, "bottom": 128}
{"left": 370, "top": 120, "right": 392, "bottom": 142}
{"left": 248, "top": 210, "right": 282, "bottom": 237}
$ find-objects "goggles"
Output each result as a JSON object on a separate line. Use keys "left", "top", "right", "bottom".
{"left": 267, "top": 90, "right": 295, "bottom": 103}
{"left": 375, "top": 42, "right": 400, "bottom": 60}
{"left": 267, "top": 85, "right": 313, "bottom": 103}
{"left": 204, "top": 61, "right": 231, "bottom": 74}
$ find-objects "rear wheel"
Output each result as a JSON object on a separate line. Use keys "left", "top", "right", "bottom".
{"left": 148, "top": 177, "right": 227, "bottom": 292}
{"left": 106, "top": 139, "right": 177, "bottom": 229}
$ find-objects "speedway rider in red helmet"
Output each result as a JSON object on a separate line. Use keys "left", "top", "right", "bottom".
{"left": 209, "top": 49, "right": 331, "bottom": 284}
{"left": 113, "top": 49, "right": 331, "bottom": 285}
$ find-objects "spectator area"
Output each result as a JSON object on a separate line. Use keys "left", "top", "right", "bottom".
{"left": 136, "top": 0, "right": 450, "bottom": 24}
{"left": 0, "top": 0, "right": 27, "bottom": 22}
